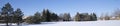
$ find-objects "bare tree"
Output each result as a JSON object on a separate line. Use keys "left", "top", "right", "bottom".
{"left": 114, "top": 8, "right": 120, "bottom": 17}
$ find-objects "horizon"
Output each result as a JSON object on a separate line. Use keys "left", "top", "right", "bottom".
{"left": 0, "top": 0, "right": 120, "bottom": 17}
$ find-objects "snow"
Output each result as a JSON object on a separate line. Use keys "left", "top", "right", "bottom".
{"left": 0, "top": 20, "right": 120, "bottom": 26}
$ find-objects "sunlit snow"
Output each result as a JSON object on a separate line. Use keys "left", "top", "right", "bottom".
{"left": 0, "top": 20, "right": 120, "bottom": 26}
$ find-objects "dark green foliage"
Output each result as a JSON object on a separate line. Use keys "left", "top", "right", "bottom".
{"left": 33, "top": 12, "right": 41, "bottom": 24}
{"left": 50, "top": 13, "right": 59, "bottom": 21}
{"left": 45, "top": 9, "right": 51, "bottom": 22}
{"left": 42, "top": 9, "right": 51, "bottom": 22}
{"left": 28, "top": 11, "right": 59, "bottom": 23}
{"left": 90, "top": 13, "right": 97, "bottom": 21}
{"left": 74, "top": 12, "right": 97, "bottom": 21}
{"left": 0, "top": 3, "right": 14, "bottom": 26}
{"left": 24, "top": 12, "right": 41, "bottom": 24}
{"left": 41, "top": 9, "right": 59, "bottom": 22}
{"left": 14, "top": 8, "right": 24, "bottom": 26}
{"left": 0, "top": 3, "right": 24, "bottom": 26}
{"left": 79, "top": 13, "right": 91, "bottom": 21}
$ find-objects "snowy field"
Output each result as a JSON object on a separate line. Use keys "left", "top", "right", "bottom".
{"left": 0, "top": 20, "right": 120, "bottom": 26}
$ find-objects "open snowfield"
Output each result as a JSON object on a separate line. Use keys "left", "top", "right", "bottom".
{"left": 0, "top": 20, "right": 120, "bottom": 26}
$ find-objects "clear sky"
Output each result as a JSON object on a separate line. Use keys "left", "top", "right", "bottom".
{"left": 0, "top": 0, "right": 120, "bottom": 17}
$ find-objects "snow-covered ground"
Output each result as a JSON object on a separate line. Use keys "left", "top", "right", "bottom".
{"left": 0, "top": 20, "right": 120, "bottom": 26}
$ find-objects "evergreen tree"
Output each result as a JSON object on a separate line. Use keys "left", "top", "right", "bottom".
{"left": 24, "top": 12, "right": 41, "bottom": 24}
{"left": 14, "top": 8, "right": 24, "bottom": 26}
{"left": 41, "top": 9, "right": 59, "bottom": 22}
{"left": 41, "top": 9, "right": 51, "bottom": 22}
{"left": 50, "top": 13, "right": 59, "bottom": 21}
{"left": 80, "top": 13, "right": 90, "bottom": 21}
{"left": 33, "top": 12, "right": 41, "bottom": 24}
{"left": 1, "top": 3, "right": 14, "bottom": 26}
{"left": 90, "top": 13, "right": 97, "bottom": 21}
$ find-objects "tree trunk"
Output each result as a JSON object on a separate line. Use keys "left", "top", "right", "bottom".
{"left": 6, "top": 22, "right": 8, "bottom": 26}
{"left": 6, "top": 16, "right": 9, "bottom": 26}
{"left": 17, "top": 22, "right": 20, "bottom": 26}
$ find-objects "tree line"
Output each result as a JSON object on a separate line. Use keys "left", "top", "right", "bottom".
{"left": 24, "top": 9, "right": 97, "bottom": 24}
{"left": 1, "top": 3, "right": 120, "bottom": 25}
{"left": 0, "top": 3, "right": 97, "bottom": 24}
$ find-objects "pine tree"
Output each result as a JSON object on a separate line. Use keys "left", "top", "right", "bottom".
{"left": 41, "top": 9, "right": 51, "bottom": 22}
{"left": 41, "top": 9, "right": 60, "bottom": 22}
{"left": 90, "top": 13, "right": 97, "bottom": 21}
{"left": 50, "top": 13, "right": 59, "bottom": 21}
{"left": 24, "top": 12, "right": 41, "bottom": 24}
{"left": 1, "top": 3, "right": 14, "bottom": 26}
{"left": 33, "top": 12, "right": 41, "bottom": 24}
{"left": 14, "top": 8, "right": 24, "bottom": 26}
{"left": 79, "top": 13, "right": 90, "bottom": 21}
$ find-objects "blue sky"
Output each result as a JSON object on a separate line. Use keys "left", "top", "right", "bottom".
{"left": 0, "top": 0, "right": 120, "bottom": 17}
